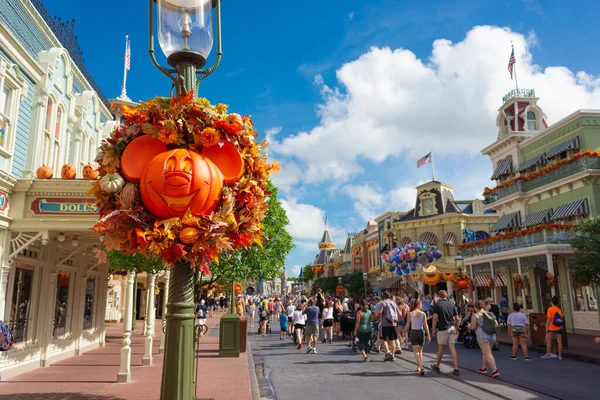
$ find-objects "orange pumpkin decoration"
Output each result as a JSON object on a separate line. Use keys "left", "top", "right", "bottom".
{"left": 121, "top": 134, "right": 167, "bottom": 182}
{"left": 61, "top": 164, "right": 76, "bottom": 179}
{"left": 82, "top": 164, "right": 99, "bottom": 180}
{"left": 234, "top": 283, "right": 243, "bottom": 295}
{"left": 36, "top": 165, "right": 53, "bottom": 179}
{"left": 179, "top": 227, "right": 201, "bottom": 244}
{"left": 336, "top": 285, "right": 345, "bottom": 296}
{"left": 201, "top": 139, "right": 244, "bottom": 184}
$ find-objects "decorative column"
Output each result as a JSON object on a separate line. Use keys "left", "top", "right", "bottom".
{"left": 0, "top": 265, "right": 11, "bottom": 322}
{"left": 117, "top": 270, "right": 135, "bottom": 382}
{"left": 490, "top": 262, "right": 497, "bottom": 302}
{"left": 40, "top": 270, "right": 58, "bottom": 367}
{"left": 74, "top": 274, "right": 88, "bottom": 356}
{"left": 546, "top": 253, "right": 556, "bottom": 296}
{"left": 143, "top": 272, "right": 156, "bottom": 366}
{"left": 516, "top": 258, "right": 526, "bottom": 310}
{"left": 159, "top": 269, "right": 170, "bottom": 354}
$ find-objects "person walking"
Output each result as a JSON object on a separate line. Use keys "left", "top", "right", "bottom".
{"left": 468, "top": 300, "right": 500, "bottom": 377}
{"left": 374, "top": 291, "right": 399, "bottom": 361}
{"left": 333, "top": 298, "right": 343, "bottom": 338}
{"left": 406, "top": 299, "right": 430, "bottom": 376}
{"left": 280, "top": 310, "right": 288, "bottom": 340}
{"left": 292, "top": 304, "right": 306, "bottom": 349}
{"left": 542, "top": 296, "right": 564, "bottom": 360}
{"left": 258, "top": 302, "right": 269, "bottom": 336}
{"left": 275, "top": 298, "right": 283, "bottom": 322}
{"left": 303, "top": 299, "right": 320, "bottom": 354}
{"left": 354, "top": 300, "right": 373, "bottom": 362}
{"left": 430, "top": 290, "right": 460, "bottom": 376}
{"left": 396, "top": 297, "right": 410, "bottom": 350}
{"left": 286, "top": 301, "right": 295, "bottom": 336}
{"left": 248, "top": 299, "right": 256, "bottom": 328}
{"left": 268, "top": 298, "right": 275, "bottom": 321}
{"left": 507, "top": 303, "right": 530, "bottom": 361}
{"left": 322, "top": 300, "right": 334, "bottom": 344}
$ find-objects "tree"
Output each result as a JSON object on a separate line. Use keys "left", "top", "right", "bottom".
{"left": 107, "top": 250, "right": 164, "bottom": 273}
{"left": 312, "top": 276, "right": 338, "bottom": 295}
{"left": 204, "top": 181, "right": 294, "bottom": 285}
{"left": 569, "top": 217, "right": 600, "bottom": 283}
{"left": 301, "top": 264, "right": 314, "bottom": 282}
{"left": 344, "top": 271, "right": 371, "bottom": 300}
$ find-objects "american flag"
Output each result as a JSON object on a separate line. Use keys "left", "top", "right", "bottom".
{"left": 508, "top": 47, "right": 516, "bottom": 79}
{"left": 417, "top": 152, "right": 432, "bottom": 168}
{"left": 124, "top": 36, "right": 131, "bottom": 71}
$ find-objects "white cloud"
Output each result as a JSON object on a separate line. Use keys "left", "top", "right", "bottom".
{"left": 343, "top": 184, "right": 384, "bottom": 221}
{"left": 270, "top": 25, "right": 600, "bottom": 188}
{"left": 280, "top": 197, "right": 326, "bottom": 242}
{"left": 390, "top": 186, "right": 418, "bottom": 210}
{"left": 347, "top": 12, "right": 355, "bottom": 21}
{"left": 287, "top": 264, "right": 302, "bottom": 278}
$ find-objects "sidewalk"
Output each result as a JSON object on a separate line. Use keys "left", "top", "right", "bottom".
{"left": 497, "top": 329, "right": 600, "bottom": 364}
{"left": 0, "top": 312, "right": 253, "bottom": 400}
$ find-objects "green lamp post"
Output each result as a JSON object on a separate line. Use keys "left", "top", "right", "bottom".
{"left": 148, "top": 1, "right": 223, "bottom": 399}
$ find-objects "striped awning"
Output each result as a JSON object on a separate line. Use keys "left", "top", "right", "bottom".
{"left": 418, "top": 232, "right": 437, "bottom": 245}
{"left": 517, "top": 153, "right": 546, "bottom": 172}
{"left": 491, "top": 155, "right": 514, "bottom": 180}
{"left": 400, "top": 236, "right": 411, "bottom": 247}
{"left": 443, "top": 232, "right": 457, "bottom": 246}
{"left": 547, "top": 136, "right": 580, "bottom": 158}
{"left": 551, "top": 198, "right": 589, "bottom": 221}
{"left": 521, "top": 208, "right": 553, "bottom": 228}
{"left": 475, "top": 273, "right": 491, "bottom": 287}
{"left": 490, "top": 211, "right": 521, "bottom": 232}
{"left": 495, "top": 271, "right": 508, "bottom": 286}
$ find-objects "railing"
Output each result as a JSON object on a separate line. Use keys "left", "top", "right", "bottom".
{"left": 461, "top": 229, "right": 574, "bottom": 258}
{"left": 502, "top": 88, "right": 536, "bottom": 104}
{"left": 486, "top": 158, "right": 600, "bottom": 204}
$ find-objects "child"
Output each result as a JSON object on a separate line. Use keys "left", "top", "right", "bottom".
{"left": 280, "top": 312, "right": 288, "bottom": 340}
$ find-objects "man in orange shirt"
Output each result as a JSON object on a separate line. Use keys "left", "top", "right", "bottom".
{"left": 541, "top": 296, "right": 564, "bottom": 360}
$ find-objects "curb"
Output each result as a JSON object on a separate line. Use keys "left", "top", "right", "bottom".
{"left": 247, "top": 337, "right": 261, "bottom": 400}
{"left": 497, "top": 340, "right": 600, "bottom": 365}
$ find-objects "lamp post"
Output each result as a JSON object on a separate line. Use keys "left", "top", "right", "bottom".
{"left": 362, "top": 272, "right": 367, "bottom": 299}
{"left": 148, "top": 1, "right": 223, "bottom": 399}
{"left": 455, "top": 255, "right": 465, "bottom": 315}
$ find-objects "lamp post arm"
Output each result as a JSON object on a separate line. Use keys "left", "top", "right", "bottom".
{"left": 196, "top": 0, "right": 222, "bottom": 89}
{"left": 148, "top": 0, "right": 177, "bottom": 84}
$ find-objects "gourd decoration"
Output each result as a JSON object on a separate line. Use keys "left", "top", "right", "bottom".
{"left": 82, "top": 164, "right": 99, "bottom": 180}
{"left": 100, "top": 173, "right": 124, "bottom": 193}
{"left": 91, "top": 93, "right": 279, "bottom": 271}
{"left": 234, "top": 283, "right": 243, "bottom": 295}
{"left": 36, "top": 165, "right": 53, "bottom": 179}
{"left": 61, "top": 164, "right": 76, "bottom": 180}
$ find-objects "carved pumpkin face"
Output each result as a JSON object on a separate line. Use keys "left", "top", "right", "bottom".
{"left": 61, "top": 164, "right": 76, "bottom": 179}
{"left": 82, "top": 164, "right": 99, "bottom": 180}
{"left": 36, "top": 165, "right": 53, "bottom": 179}
{"left": 140, "top": 149, "right": 223, "bottom": 219}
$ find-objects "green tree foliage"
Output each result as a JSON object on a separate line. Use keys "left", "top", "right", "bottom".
{"left": 312, "top": 276, "right": 338, "bottom": 295}
{"left": 301, "top": 264, "right": 314, "bottom": 282}
{"left": 344, "top": 271, "right": 371, "bottom": 299}
{"left": 205, "top": 181, "right": 294, "bottom": 284}
{"left": 569, "top": 217, "right": 600, "bottom": 283}
{"left": 107, "top": 250, "right": 163, "bottom": 273}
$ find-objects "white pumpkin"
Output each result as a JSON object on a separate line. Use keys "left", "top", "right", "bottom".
{"left": 100, "top": 172, "right": 125, "bottom": 193}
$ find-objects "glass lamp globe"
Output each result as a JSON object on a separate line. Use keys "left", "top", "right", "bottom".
{"left": 157, "top": 0, "right": 214, "bottom": 67}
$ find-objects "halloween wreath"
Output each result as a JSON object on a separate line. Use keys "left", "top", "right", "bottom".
{"left": 91, "top": 93, "right": 279, "bottom": 274}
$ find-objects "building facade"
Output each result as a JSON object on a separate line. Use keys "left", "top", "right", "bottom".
{"left": 463, "top": 88, "right": 600, "bottom": 334}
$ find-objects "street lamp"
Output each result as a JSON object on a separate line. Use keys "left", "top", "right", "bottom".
{"left": 338, "top": 276, "right": 342, "bottom": 285}
{"left": 455, "top": 255, "right": 464, "bottom": 275}
{"left": 149, "top": 0, "right": 222, "bottom": 97}
{"left": 148, "top": 1, "right": 223, "bottom": 399}
{"left": 362, "top": 272, "right": 367, "bottom": 299}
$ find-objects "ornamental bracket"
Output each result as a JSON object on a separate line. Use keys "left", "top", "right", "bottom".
{"left": 52, "top": 248, "right": 80, "bottom": 273}
{"left": 8, "top": 231, "right": 48, "bottom": 264}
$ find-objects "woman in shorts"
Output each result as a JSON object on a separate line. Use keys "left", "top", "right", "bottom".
{"left": 396, "top": 297, "right": 410, "bottom": 349}
{"left": 468, "top": 300, "right": 500, "bottom": 377}
{"left": 507, "top": 303, "right": 530, "bottom": 360}
{"left": 322, "top": 300, "right": 334, "bottom": 344}
{"left": 333, "top": 298, "right": 343, "bottom": 338}
{"left": 292, "top": 304, "right": 306, "bottom": 349}
{"left": 406, "top": 299, "right": 430, "bottom": 375}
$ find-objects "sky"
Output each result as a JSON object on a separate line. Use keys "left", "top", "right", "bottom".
{"left": 44, "top": 0, "right": 600, "bottom": 279}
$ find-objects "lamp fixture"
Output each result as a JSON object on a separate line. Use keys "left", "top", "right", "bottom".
{"left": 57, "top": 232, "right": 65, "bottom": 242}
{"left": 72, "top": 237, "right": 79, "bottom": 247}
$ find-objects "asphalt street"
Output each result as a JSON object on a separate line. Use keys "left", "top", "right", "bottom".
{"left": 249, "top": 331, "right": 600, "bottom": 400}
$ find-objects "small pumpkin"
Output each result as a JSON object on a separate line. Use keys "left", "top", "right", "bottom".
{"left": 61, "top": 164, "right": 76, "bottom": 179}
{"left": 36, "top": 165, "right": 53, "bottom": 179}
{"left": 100, "top": 172, "right": 125, "bottom": 193}
{"left": 82, "top": 164, "right": 99, "bottom": 180}
{"left": 179, "top": 227, "right": 201, "bottom": 244}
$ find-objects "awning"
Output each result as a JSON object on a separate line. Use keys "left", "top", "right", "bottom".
{"left": 443, "top": 232, "right": 457, "bottom": 246}
{"left": 547, "top": 136, "right": 580, "bottom": 158}
{"left": 373, "top": 277, "right": 402, "bottom": 292}
{"left": 521, "top": 208, "right": 553, "bottom": 228}
{"left": 551, "top": 198, "right": 589, "bottom": 221}
{"left": 495, "top": 271, "right": 508, "bottom": 286}
{"left": 400, "top": 236, "right": 411, "bottom": 247}
{"left": 475, "top": 273, "right": 491, "bottom": 287}
{"left": 517, "top": 153, "right": 546, "bottom": 172}
{"left": 490, "top": 211, "right": 521, "bottom": 232}
{"left": 418, "top": 232, "right": 437, "bottom": 245}
{"left": 491, "top": 155, "right": 514, "bottom": 180}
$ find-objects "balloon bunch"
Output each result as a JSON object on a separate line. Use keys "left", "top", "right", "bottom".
{"left": 380, "top": 242, "right": 443, "bottom": 276}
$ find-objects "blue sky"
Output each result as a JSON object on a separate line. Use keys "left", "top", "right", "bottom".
{"left": 46, "top": 0, "right": 600, "bottom": 278}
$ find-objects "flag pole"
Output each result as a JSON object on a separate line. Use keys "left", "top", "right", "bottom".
{"left": 512, "top": 44, "right": 519, "bottom": 93}
{"left": 430, "top": 150, "right": 436, "bottom": 181}
{"left": 119, "top": 35, "right": 130, "bottom": 101}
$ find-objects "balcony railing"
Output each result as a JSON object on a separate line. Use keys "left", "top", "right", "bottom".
{"left": 461, "top": 229, "right": 574, "bottom": 258}
{"left": 485, "top": 158, "right": 600, "bottom": 204}
{"left": 502, "top": 88, "right": 536, "bottom": 104}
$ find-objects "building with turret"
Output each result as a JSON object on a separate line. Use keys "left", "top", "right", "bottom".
{"left": 312, "top": 221, "right": 336, "bottom": 278}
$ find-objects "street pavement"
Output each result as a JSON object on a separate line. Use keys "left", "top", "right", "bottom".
{"left": 250, "top": 330, "right": 600, "bottom": 400}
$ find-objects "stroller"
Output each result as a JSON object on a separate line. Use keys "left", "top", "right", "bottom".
{"left": 258, "top": 320, "right": 272, "bottom": 335}
{"left": 340, "top": 313, "right": 356, "bottom": 339}
{"left": 458, "top": 320, "right": 478, "bottom": 349}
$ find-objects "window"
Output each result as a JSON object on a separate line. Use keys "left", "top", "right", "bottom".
{"left": 52, "top": 107, "right": 63, "bottom": 172}
{"left": 0, "top": 86, "right": 9, "bottom": 148}
{"left": 527, "top": 111, "right": 536, "bottom": 131}
{"left": 43, "top": 98, "right": 54, "bottom": 166}
{"left": 83, "top": 278, "right": 96, "bottom": 330}
{"left": 9, "top": 267, "right": 34, "bottom": 343}
{"left": 53, "top": 271, "right": 71, "bottom": 338}
{"left": 571, "top": 274, "right": 597, "bottom": 312}
{"left": 88, "top": 137, "right": 95, "bottom": 164}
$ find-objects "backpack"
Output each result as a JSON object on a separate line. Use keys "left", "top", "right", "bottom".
{"left": 383, "top": 300, "right": 398, "bottom": 324}
{"left": 482, "top": 311, "right": 497, "bottom": 335}
{"left": 0, "top": 320, "right": 13, "bottom": 351}
{"left": 552, "top": 310, "right": 564, "bottom": 327}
